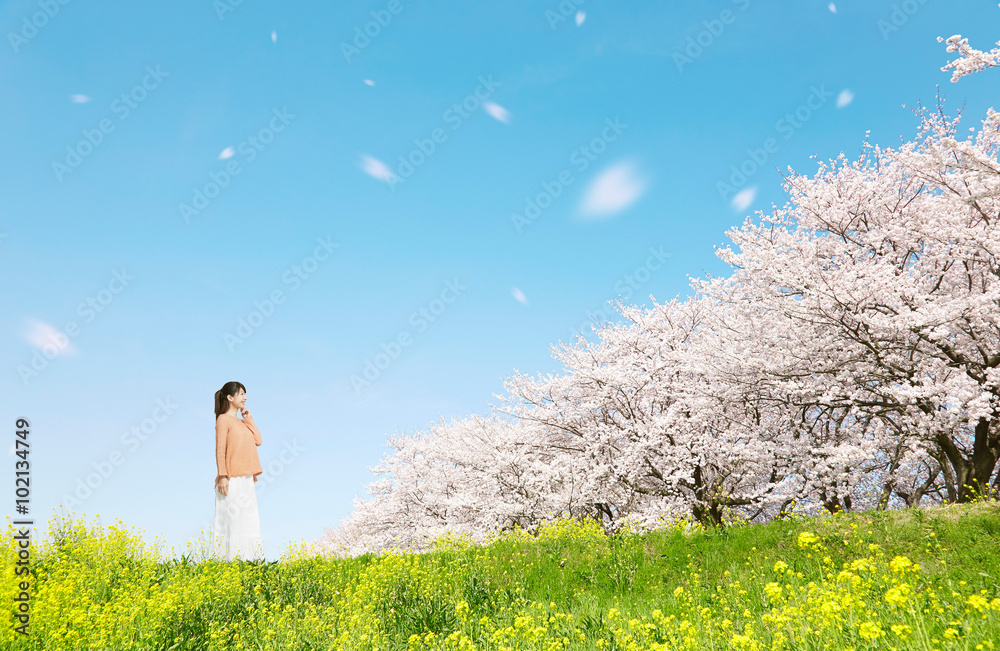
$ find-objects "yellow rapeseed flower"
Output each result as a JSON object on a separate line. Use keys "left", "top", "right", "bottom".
{"left": 797, "top": 532, "right": 821, "bottom": 550}
{"left": 889, "top": 555, "right": 914, "bottom": 575}
{"left": 884, "top": 583, "right": 911, "bottom": 608}
{"left": 967, "top": 595, "right": 989, "bottom": 612}
{"left": 858, "top": 621, "right": 884, "bottom": 641}
{"left": 890, "top": 623, "right": 912, "bottom": 640}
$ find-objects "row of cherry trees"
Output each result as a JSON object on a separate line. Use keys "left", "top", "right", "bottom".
{"left": 315, "top": 20, "right": 1000, "bottom": 557}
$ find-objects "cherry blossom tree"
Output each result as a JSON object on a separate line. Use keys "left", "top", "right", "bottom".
{"left": 496, "top": 296, "right": 809, "bottom": 527}
{"left": 312, "top": 412, "right": 578, "bottom": 557}
{"left": 706, "top": 67, "right": 1000, "bottom": 503}
{"left": 938, "top": 5, "right": 1000, "bottom": 83}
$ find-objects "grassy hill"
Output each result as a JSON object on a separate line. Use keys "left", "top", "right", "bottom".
{"left": 2, "top": 502, "right": 999, "bottom": 650}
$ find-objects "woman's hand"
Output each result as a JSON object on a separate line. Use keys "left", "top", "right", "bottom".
{"left": 217, "top": 477, "right": 229, "bottom": 496}
{"left": 240, "top": 406, "right": 252, "bottom": 420}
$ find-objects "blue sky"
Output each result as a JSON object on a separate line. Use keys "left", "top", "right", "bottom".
{"left": 1, "top": 0, "right": 997, "bottom": 560}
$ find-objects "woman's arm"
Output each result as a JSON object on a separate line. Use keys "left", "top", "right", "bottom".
{"left": 242, "top": 411, "right": 262, "bottom": 445}
{"left": 215, "top": 417, "right": 229, "bottom": 485}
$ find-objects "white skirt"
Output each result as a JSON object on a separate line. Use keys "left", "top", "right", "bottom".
{"left": 213, "top": 474, "right": 263, "bottom": 561}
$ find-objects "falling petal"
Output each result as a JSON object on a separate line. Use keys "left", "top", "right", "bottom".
{"left": 828, "top": 2, "right": 837, "bottom": 12}
{"left": 363, "top": 79, "right": 376, "bottom": 86}
{"left": 219, "top": 147, "right": 235, "bottom": 160}
{"left": 483, "top": 101, "right": 510, "bottom": 123}
{"left": 731, "top": 187, "right": 757, "bottom": 212}
{"left": 70, "top": 94, "right": 91, "bottom": 103}
{"left": 578, "top": 160, "right": 649, "bottom": 218}
{"left": 24, "top": 318, "right": 75, "bottom": 355}
{"left": 836, "top": 89, "right": 854, "bottom": 108}
{"left": 360, "top": 154, "right": 397, "bottom": 182}
{"left": 576, "top": 11, "right": 586, "bottom": 26}
{"left": 511, "top": 287, "right": 528, "bottom": 304}
{"left": 271, "top": 30, "right": 277, "bottom": 43}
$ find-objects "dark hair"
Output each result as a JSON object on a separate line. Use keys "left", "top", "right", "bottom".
{"left": 214, "top": 381, "right": 247, "bottom": 418}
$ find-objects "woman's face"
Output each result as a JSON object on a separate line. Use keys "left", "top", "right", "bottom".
{"left": 227, "top": 387, "right": 246, "bottom": 410}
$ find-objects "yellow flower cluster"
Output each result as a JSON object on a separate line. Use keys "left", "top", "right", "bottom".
{"left": 2, "top": 510, "right": 999, "bottom": 650}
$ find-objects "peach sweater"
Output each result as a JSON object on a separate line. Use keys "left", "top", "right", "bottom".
{"left": 214, "top": 412, "right": 263, "bottom": 486}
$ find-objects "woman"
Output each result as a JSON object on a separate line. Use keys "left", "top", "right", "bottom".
{"left": 212, "top": 381, "right": 265, "bottom": 561}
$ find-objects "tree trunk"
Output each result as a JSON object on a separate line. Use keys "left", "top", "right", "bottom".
{"left": 936, "top": 417, "right": 999, "bottom": 502}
